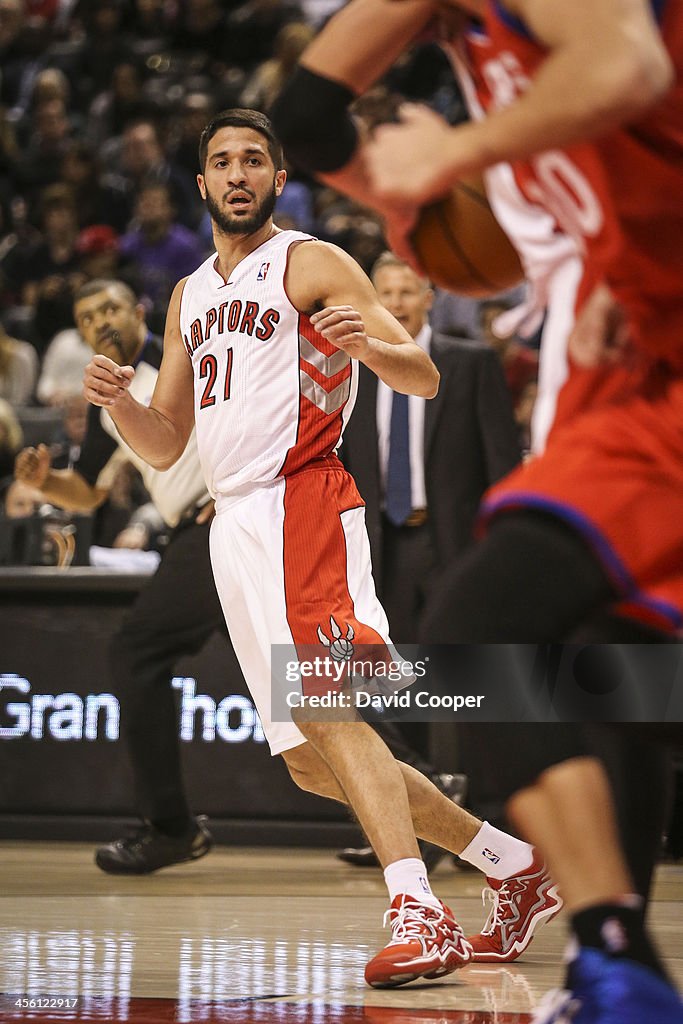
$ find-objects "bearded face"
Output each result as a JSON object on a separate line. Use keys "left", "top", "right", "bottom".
{"left": 204, "top": 177, "right": 279, "bottom": 236}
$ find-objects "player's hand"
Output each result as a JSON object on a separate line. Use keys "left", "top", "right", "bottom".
{"left": 15, "top": 444, "right": 51, "bottom": 488}
{"left": 569, "top": 283, "right": 633, "bottom": 368}
{"left": 310, "top": 306, "right": 370, "bottom": 360}
{"left": 367, "top": 104, "right": 457, "bottom": 206}
{"left": 83, "top": 354, "right": 135, "bottom": 408}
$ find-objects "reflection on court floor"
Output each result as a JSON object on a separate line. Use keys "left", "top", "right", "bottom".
{"left": 0, "top": 995, "right": 535, "bottom": 1023}
{"left": 1, "top": 845, "right": 681, "bottom": 1024}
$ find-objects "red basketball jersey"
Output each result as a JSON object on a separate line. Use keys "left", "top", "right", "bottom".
{"left": 468, "top": 1, "right": 683, "bottom": 368}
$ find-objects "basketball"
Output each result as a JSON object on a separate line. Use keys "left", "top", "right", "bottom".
{"left": 411, "top": 175, "right": 524, "bottom": 297}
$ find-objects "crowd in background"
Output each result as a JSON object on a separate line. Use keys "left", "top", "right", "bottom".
{"left": 0, "top": 0, "right": 539, "bottom": 562}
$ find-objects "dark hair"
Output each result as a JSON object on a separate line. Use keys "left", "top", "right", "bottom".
{"left": 73, "top": 278, "right": 138, "bottom": 307}
{"left": 198, "top": 108, "right": 283, "bottom": 172}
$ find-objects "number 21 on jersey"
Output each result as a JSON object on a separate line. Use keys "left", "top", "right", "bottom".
{"left": 199, "top": 350, "right": 233, "bottom": 409}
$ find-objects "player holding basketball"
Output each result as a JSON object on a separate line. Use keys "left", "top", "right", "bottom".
{"left": 81, "top": 109, "right": 561, "bottom": 989}
{"left": 272, "top": 0, "right": 683, "bottom": 1021}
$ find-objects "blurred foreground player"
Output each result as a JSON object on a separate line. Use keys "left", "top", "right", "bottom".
{"left": 274, "top": 0, "right": 683, "bottom": 1020}
{"left": 81, "top": 109, "right": 560, "bottom": 987}
{"left": 15, "top": 279, "right": 216, "bottom": 873}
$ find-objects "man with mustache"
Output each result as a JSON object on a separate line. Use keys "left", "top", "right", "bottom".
{"left": 15, "top": 278, "right": 217, "bottom": 874}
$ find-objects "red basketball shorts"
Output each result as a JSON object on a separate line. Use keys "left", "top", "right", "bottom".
{"left": 209, "top": 456, "right": 398, "bottom": 753}
{"left": 481, "top": 360, "right": 683, "bottom": 634}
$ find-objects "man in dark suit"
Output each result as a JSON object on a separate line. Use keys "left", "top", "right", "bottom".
{"left": 342, "top": 252, "right": 521, "bottom": 642}
{"left": 338, "top": 252, "right": 522, "bottom": 866}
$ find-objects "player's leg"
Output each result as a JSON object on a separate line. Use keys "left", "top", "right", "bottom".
{"left": 461, "top": 646, "right": 680, "bottom": 1020}
{"left": 336, "top": 721, "right": 467, "bottom": 870}
{"left": 510, "top": 755, "right": 682, "bottom": 1024}
{"left": 96, "top": 517, "right": 220, "bottom": 873}
{"left": 209, "top": 473, "right": 474, "bottom": 986}
{"left": 287, "top": 465, "right": 479, "bottom": 985}
{"left": 285, "top": 737, "right": 561, "bottom": 964}
{"left": 285, "top": 736, "right": 524, "bottom": 861}
{"left": 341, "top": 498, "right": 456, "bottom": 866}
{"left": 421, "top": 509, "right": 614, "bottom": 643}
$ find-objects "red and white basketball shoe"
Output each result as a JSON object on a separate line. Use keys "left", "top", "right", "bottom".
{"left": 467, "top": 851, "right": 563, "bottom": 963}
{"left": 365, "top": 895, "right": 473, "bottom": 988}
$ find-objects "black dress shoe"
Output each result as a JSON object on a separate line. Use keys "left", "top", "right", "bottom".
{"left": 95, "top": 815, "right": 213, "bottom": 874}
{"left": 336, "top": 773, "right": 468, "bottom": 869}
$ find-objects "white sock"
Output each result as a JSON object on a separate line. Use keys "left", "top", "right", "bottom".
{"left": 459, "top": 822, "right": 535, "bottom": 880}
{"left": 383, "top": 858, "right": 441, "bottom": 909}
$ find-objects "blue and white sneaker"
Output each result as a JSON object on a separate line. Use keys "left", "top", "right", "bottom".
{"left": 532, "top": 949, "right": 683, "bottom": 1023}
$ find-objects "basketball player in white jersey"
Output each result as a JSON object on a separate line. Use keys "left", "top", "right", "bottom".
{"left": 82, "top": 108, "right": 559, "bottom": 985}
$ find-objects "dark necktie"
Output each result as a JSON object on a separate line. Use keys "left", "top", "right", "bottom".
{"left": 385, "top": 390, "right": 412, "bottom": 526}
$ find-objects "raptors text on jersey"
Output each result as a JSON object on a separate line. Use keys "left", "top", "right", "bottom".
{"left": 179, "top": 230, "right": 358, "bottom": 500}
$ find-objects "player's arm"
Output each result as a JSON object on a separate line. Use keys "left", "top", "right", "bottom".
{"left": 14, "top": 444, "right": 108, "bottom": 512}
{"left": 286, "top": 241, "right": 439, "bottom": 399}
{"left": 367, "top": 0, "right": 674, "bottom": 204}
{"left": 271, "top": 0, "right": 436, "bottom": 213}
{"left": 82, "top": 279, "right": 195, "bottom": 471}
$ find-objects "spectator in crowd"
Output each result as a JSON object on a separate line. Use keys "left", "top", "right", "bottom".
{"left": 75, "top": 225, "right": 121, "bottom": 282}
{"left": 168, "top": 91, "right": 215, "bottom": 179}
{"left": 15, "top": 95, "right": 73, "bottom": 193}
{"left": 0, "top": 472, "right": 44, "bottom": 565}
{"left": 0, "top": 318, "right": 37, "bottom": 404}
{"left": 170, "top": 0, "right": 228, "bottom": 76}
{"left": 75, "top": 0, "right": 132, "bottom": 100}
{"left": 85, "top": 61, "right": 150, "bottom": 153}
{"left": 1, "top": 14, "right": 52, "bottom": 122}
{"left": 10, "top": 183, "right": 80, "bottom": 349}
{"left": 119, "top": 118, "right": 200, "bottom": 228}
{"left": 240, "top": 21, "right": 315, "bottom": 113}
{"left": 24, "top": 66, "right": 70, "bottom": 120}
{"left": 36, "top": 321, "right": 90, "bottom": 405}
{"left": 119, "top": 181, "right": 204, "bottom": 332}
{"left": 23, "top": 0, "right": 72, "bottom": 26}
{"left": 0, "top": 396, "right": 22, "bottom": 476}
{"left": 225, "top": 0, "right": 304, "bottom": 73}
{"left": 123, "top": 0, "right": 172, "bottom": 43}
{"left": 0, "top": 105, "right": 19, "bottom": 190}
{"left": 1, "top": 474, "right": 41, "bottom": 518}
{"left": 49, "top": 394, "right": 87, "bottom": 470}
{"left": 60, "top": 143, "right": 129, "bottom": 232}
{"left": 0, "top": 0, "right": 24, "bottom": 92}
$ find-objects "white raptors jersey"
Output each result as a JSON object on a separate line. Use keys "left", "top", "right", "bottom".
{"left": 179, "top": 230, "right": 357, "bottom": 500}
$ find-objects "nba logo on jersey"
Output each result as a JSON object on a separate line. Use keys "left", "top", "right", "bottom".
{"left": 257, "top": 261, "right": 270, "bottom": 282}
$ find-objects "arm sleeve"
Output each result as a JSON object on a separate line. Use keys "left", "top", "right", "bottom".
{"left": 271, "top": 66, "right": 359, "bottom": 174}
{"left": 75, "top": 405, "right": 119, "bottom": 487}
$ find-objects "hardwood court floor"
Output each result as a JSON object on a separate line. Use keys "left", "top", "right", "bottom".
{"left": 1, "top": 843, "right": 682, "bottom": 1023}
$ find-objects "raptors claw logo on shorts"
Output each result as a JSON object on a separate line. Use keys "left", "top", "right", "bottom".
{"left": 317, "top": 616, "right": 355, "bottom": 661}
